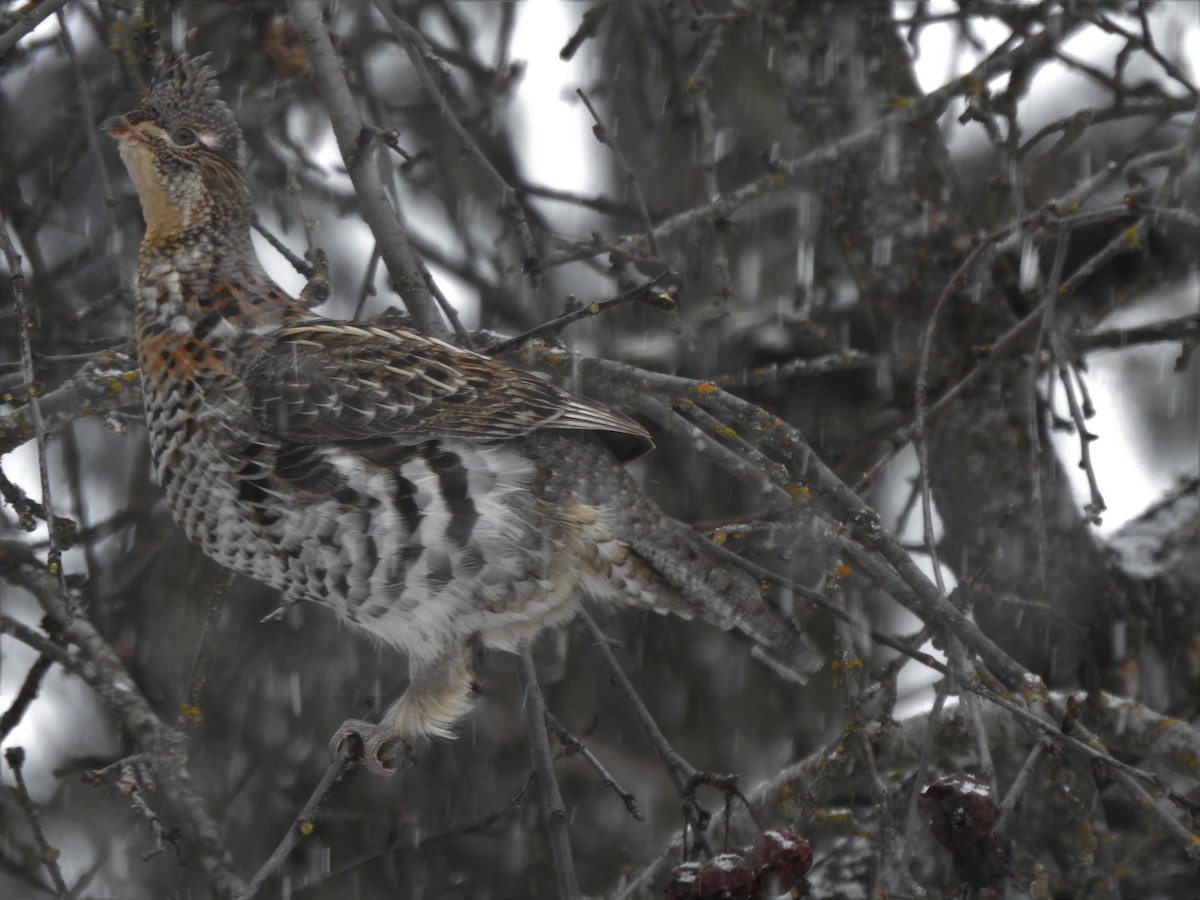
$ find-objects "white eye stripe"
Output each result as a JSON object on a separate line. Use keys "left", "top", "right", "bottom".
{"left": 164, "top": 124, "right": 220, "bottom": 151}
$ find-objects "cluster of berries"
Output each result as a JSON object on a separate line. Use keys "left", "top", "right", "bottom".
{"left": 918, "top": 773, "right": 1009, "bottom": 893}
{"left": 664, "top": 830, "right": 812, "bottom": 899}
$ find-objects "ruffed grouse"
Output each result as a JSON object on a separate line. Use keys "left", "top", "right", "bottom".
{"left": 104, "top": 55, "right": 820, "bottom": 773}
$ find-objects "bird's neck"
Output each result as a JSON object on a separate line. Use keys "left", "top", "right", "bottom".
{"left": 138, "top": 220, "right": 259, "bottom": 278}
{"left": 135, "top": 222, "right": 281, "bottom": 340}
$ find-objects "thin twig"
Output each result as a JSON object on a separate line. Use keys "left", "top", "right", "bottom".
{"left": 252, "top": 218, "right": 313, "bottom": 278}
{"left": 559, "top": 2, "right": 609, "bottom": 61}
{"left": 178, "top": 573, "right": 233, "bottom": 729}
{"left": 1073, "top": 312, "right": 1200, "bottom": 354}
{"left": 1085, "top": 9, "right": 1200, "bottom": 96}
{"left": 285, "top": 0, "right": 444, "bottom": 336}
{"left": 352, "top": 243, "right": 381, "bottom": 320}
{"left": 1, "top": 221, "right": 69, "bottom": 587}
{"left": 236, "top": 748, "right": 356, "bottom": 900}
{"left": 84, "top": 756, "right": 174, "bottom": 862}
{"left": 0, "top": 654, "right": 54, "bottom": 742}
{"left": 0, "top": 0, "right": 70, "bottom": 57}
{"left": 575, "top": 88, "right": 660, "bottom": 259}
{"left": 900, "top": 662, "right": 955, "bottom": 884}
{"left": 57, "top": 10, "right": 120, "bottom": 257}
{"left": 1026, "top": 233, "right": 1072, "bottom": 588}
{"left": 713, "top": 350, "right": 876, "bottom": 388}
{"left": 1049, "top": 330, "right": 1107, "bottom": 522}
{"left": 514, "top": 178, "right": 642, "bottom": 218}
{"left": 1060, "top": 216, "right": 1147, "bottom": 294}
{"left": 516, "top": 644, "right": 581, "bottom": 900}
{"left": 482, "top": 272, "right": 675, "bottom": 356}
{"left": 544, "top": 710, "right": 643, "bottom": 821}
{"left": 577, "top": 610, "right": 714, "bottom": 858}
{"left": 994, "top": 738, "right": 1047, "bottom": 834}
{"left": 291, "top": 774, "right": 536, "bottom": 893}
{"left": 374, "top": 2, "right": 540, "bottom": 275}
{"left": 4, "top": 747, "right": 74, "bottom": 899}
{"left": 686, "top": 18, "right": 734, "bottom": 304}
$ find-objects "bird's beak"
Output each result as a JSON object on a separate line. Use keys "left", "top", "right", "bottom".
{"left": 101, "top": 115, "right": 139, "bottom": 141}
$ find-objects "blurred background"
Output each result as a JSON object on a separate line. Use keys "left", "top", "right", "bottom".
{"left": 1, "top": 1, "right": 1197, "bottom": 897}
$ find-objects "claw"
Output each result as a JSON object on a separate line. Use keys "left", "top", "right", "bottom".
{"left": 331, "top": 719, "right": 417, "bottom": 775}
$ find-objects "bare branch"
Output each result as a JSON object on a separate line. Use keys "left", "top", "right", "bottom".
{"left": 516, "top": 645, "right": 581, "bottom": 900}
{"left": 285, "top": 0, "right": 443, "bottom": 336}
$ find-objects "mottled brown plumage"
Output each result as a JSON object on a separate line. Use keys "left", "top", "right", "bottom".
{"left": 105, "top": 55, "right": 819, "bottom": 773}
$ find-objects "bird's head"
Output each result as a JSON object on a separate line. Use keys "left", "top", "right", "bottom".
{"left": 104, "top": 55, "right": 251, "bottom": 247}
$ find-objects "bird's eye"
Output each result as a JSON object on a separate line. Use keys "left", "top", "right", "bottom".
{"left": 172, "top": 127, "right": 198, "bottom": 147}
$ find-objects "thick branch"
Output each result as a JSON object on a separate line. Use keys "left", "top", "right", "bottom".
{"left": 285, "top": 0, "right": 445, "bottom": 337}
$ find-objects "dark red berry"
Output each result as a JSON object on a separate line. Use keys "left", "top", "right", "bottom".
{"left": 664, "top": 861, "right": 703, "bottom": 899}
{"left": 753, "top": 828, "right": 813, "bottom": 891}
{"left": 696, "top": 853, "right": 757, "bottom": 900}
{"left": 918, "top": 772, "right": 996, "bottom": 852}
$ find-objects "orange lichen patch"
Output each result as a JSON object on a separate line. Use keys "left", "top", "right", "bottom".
{"left": 811, "top": 807, "right": 853, "bottom": 823}
{"left": 778, "top": 781, "right": 804, "bottom": 812}
{"left": 836, "top": 565, "right": 852, "bottom": 578}
{"left": 786, "top": 484, "right": 810, "bottom": 501}
{"left": 695, "top": 381, "right": 718, "bottom": 395}
{"left": 959, "top": 74, "right": 984, "bottom": 95}
{"left": 180, "top": 703, "right": 202, "bottom": 724}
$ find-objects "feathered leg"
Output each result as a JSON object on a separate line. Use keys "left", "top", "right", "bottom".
{"left": 333, "top": 644, "right": 478, "bottom": 774}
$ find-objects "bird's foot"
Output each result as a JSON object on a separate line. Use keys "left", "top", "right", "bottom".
{"left": 331, "top": 719, "right": 417, "bottom": 775}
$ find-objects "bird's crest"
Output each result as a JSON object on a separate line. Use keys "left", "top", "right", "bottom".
{"left": 128, "top": 52, "right": 245, "bottom": 169}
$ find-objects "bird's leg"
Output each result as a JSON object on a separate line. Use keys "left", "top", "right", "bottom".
{"left": 332, "top": 645, "right": 479, "bottom": 775}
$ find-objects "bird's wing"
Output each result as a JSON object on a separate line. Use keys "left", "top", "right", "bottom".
{"left": 241, "top": 321, "right": 652, "bottom": 455}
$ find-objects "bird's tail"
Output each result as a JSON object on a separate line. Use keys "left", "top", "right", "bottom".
{"left": 531, "top": 434, "right": 823, "bottom": 683}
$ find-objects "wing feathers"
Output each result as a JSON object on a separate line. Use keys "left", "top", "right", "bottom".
{"left": 242, "top": 321, "right": 652, "bottom": 455}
